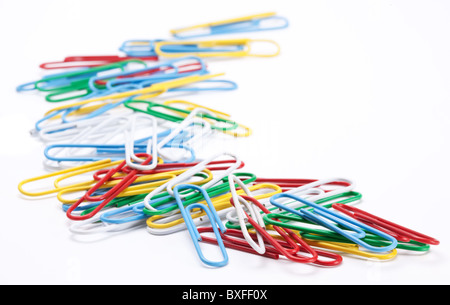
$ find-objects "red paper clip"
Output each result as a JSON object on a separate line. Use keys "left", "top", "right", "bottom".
{"left": 255, "top": 178, "right": 351, "bottom": 192}
{"left": 93, "top": 61, "right": 205, "bottom": 86}
{"left": 225, "top": 229, "right": 343, "bottom": 267}
{"left": 230, "top": 195, "right": 342, "bottom": 266}
{"left": 66, "top": 153, "right": 153, "bottom": 220}
{"left": 197, "top": 227, "right": 280, "bottom": 260}
{"left": 40, "top": 55, "right": 158, "bottom": 70}
{"left": 332, "top": 203, "right": 440, "bottom": 245}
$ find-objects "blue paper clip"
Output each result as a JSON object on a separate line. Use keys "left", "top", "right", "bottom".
{"left": 173, "top": 184, "right": 228, "bottom": 267}
{"left": 100, "top": 201, "right": 147, "bottom": 224}
{"left": 16, "top": 67, "right": 93, "bottom": 92}
{"left": 32, "top": 84, "right": 140, "bottom": 134}
{"left": 270, "top": 193, "right": 398, "bottom": 252}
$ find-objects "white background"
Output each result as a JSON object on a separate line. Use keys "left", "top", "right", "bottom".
{"left": 1, "top": 0, "right": 449, "bottom": 285}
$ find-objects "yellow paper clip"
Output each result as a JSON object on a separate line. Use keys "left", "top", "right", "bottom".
{"left": 264, "top": 230, "right": 397, "bottom": 261}
{"left": 303, "top": 238, "right": 398, "bottom": 261}
{"left": 18, "top": 159, "right": 121, "bottom": 198}
{"left": 170, "top": 12, "right": 289, "bottom": 39}
{"left": 42, "top": 73, "right": 225, "bottom": 118}
{"left": 56, "top": 168, "right": 213, "bottom": 204}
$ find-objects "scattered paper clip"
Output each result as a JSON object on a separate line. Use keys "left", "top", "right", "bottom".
{"left": 16, "top": 12, "right": 439, "bottom": 272}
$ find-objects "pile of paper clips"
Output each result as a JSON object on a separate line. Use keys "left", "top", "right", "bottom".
{"left": 17, "top": 12, "right": 439, "bottom": 268}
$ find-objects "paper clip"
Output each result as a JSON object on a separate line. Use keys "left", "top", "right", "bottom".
{"left": 39, "top": 55, "right": 158, "bottom": 70}
{"left": 122, "top": 158, "right": 245, "bottom": 175}
{"left": 40, "top": 111, "right": 163, "bottom": 167}
{"left": 163, "top": 79, "right": 238, "bottom": 92}
{"left": 57, "top": 168, "right": 175, "bottom": 206}
{"left": 31, "top": 59, "right": 147, "bottom": 103}
{"left": 137, "top": 170, "right": 251, "bottom": 220}
{"left": 65, "top": 153, "right": 155, "bottom": 220}
{"left": 95, "top": 168, "right": 243, "bottom": 231}
{"left": 41, "top": 112, "right": 136, "bottom": 156}
{"left": 119, "top": 39, "right": 165, "bottom": 57}
{"left": 154, "top": 39, "right": 280, "bottom": 58}
{"left": 145, "top": 180, "right": 280, "bottom": 235}
{"left": 225, "top": 205, "right": 344, "bottom": 267}
{"left": 300, "top": 223, "right": 431, "bottom": 252}
{"left": 69, "top": 212, "right": 147, "bottom": 235}
{"left": 33, "top": 91, "right": 133, "bottom": 134}
{"left": 124, "top": 100, "right": 239, "bottom": 133}
{"left": 225, "top": 177, "right": 353, "bottom": 217}
{"left": 77, "top": 168, "right": 214, "bottom": 224}
{"left": 254, "top": 177, "right": 353, "bottom": 192}
{"left": 87, "top": 56, "right": 208, "bottom": 92}
{"left": 44, "top": 128, "right": 195, "bottom": 165}
{"left": 197, "top": 227, "right": 280, "bottom": 259}
{"left": 142, "top": 152, "right": 243, "bottom": 217}
{"left": 332, "top": 203, "right": 440, "bottom": 246}
{"left": 269, "top": 177, "right": 356, "bottom": 213}
{"left": 18, "top": 158, "right": 126, "bottom": 198}
{"left": 170, "top": 12, "right": 289, "bottom": 39}
{"left": 173, "top": 184, "right": 228, "bottom": 267}
{"left": 227, "top": 174, "right": 266, "bottom": 254}
{"left": 220, "top": 192, "right": 344, "bottom": 266}
{"left": 228, "top": 194, "right": 323, "bottom": 264}
{"left": 260, "top": 192, "right": 364, "bottom": 246}
{"left": 145, "top": 198, "right": 232, "bottom": 236}
{"left": 166, "top": 152, "right": 242, "bottom": 197}
{"left": 270, "top": 193, "right": 398, "bottom": 252}
{"left": 161, "top": 100, "right": 251, "bottom": 137}
{"left": 302, "top": 238, "right": 397, "bottom": 261}
{"left": 68, "top": 154, "right": 156, "bottom": 205}
{"left": 148, "top": 180, "right": 281, "bottom": 229}
{"left": 16, "top": 68, "right": 95, "bottom": 92}
{"left": 153, "top": 107, "right": 214, "bottom": 163}
{"left": 105, "top": 60, "right": 208, "bottom": 90}
{"left": 123, "top": 114, "right": 159, "bottom": 171}
{"left": 228, "top": 189, "right": 362, "bottom": 232}
{"left": 225, "top": 177, "right": 360, "bottom": 232}
{"left": 36, "top": 108, "right": 133, "bottom": 142}
{"left": 40, "top": 72, "right": 226, "bottom": 117}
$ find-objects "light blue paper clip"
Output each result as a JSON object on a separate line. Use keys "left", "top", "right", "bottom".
{"left": 100, "top": 193, "right": 177, "bottom": 225}
{"left": 270, "top": 193, "right": 398, "bottom": 252}
{"left": 119, "top": 39, "right": 244, "bottom": 57}
{"left": 119, "top": 39, "right": 165, "bottom": 57}
{"left": 173, "top": 184, "right": 228, "bottom": 267}
{"left": 33, "top": 85, "right": 140, "bottom": 133}
{"left": 171, "top": 13, "right": 289, "bottom": 39}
